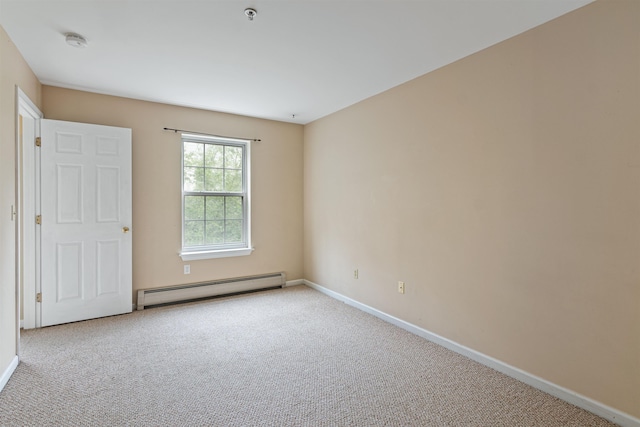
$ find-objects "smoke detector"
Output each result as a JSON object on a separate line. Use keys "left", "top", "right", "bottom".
{"left": 244, "top": 8, "right": 257, "bottom": 21}
{"left": 65, "top": 32, "right": 88, "bottom": 48}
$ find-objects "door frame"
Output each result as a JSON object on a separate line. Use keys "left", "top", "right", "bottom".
{"left": 16, "top": 87, "right": 42, "bottom": 331}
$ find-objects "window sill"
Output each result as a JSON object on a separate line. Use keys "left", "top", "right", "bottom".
{"left": 180, "top": 247, "right": 254, "bottom": 261}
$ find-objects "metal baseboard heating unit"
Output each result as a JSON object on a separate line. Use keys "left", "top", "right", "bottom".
{"left": 137, "top": 272, "right": 286, "bottom": 310}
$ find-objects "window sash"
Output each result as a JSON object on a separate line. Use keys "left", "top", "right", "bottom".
{"left": 183, "top": 194, "right": 247, "bottom": 249}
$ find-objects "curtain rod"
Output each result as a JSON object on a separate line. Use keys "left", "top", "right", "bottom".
{"left": 163, "top": 127, "right": 261, "bottom": 142}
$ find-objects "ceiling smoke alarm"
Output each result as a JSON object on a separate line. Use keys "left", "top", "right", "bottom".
{"left": 65, "top": 32, "right": 88, "bottom": 48}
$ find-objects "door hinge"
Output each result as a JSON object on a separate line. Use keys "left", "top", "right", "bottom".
{"left": 36, "top": 293, "right": 42, "bottom": 303}
{"left": 35, "top": 137, "right": 41, "bottom": 147}
{"left": 36, "top": 215, "right": 41, "bottom": 225}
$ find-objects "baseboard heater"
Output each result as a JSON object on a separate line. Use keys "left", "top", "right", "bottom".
{"left": 137, "top": 272, "right": 286, "bottom": 310}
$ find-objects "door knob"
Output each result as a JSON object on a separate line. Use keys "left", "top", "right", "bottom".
{"left": 123, "top": 226, "right": 130, "bottom": 233}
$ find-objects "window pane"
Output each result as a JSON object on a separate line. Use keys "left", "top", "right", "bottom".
{"left": 225, "top": 220, "right": 243, "bottom": 243}
{"left": 225, "top": 196, "right": 243, "bottom": 219}
{"left": 225, "top": 146, "right": 243, "bottom": 169}
{"left": 224, "top": 170, "right": 242, "bottom": 192}
{"left": 205, "top": 220, "right": 224, "bottom": 245}
{"left": 205, "top": 144, "right": 224, "bottom": 168}
{"left": 184, "top": 196, "right": 205, "bottom": 220}
{"left": 184, "top": 142, "right": 204, "bottom": 167}
{"left": 204, "top": 168, "right": 224, "bottom": 192}
{"left": 184, "top": 221, "right": 204, "bottom": 246}
{"left": 206, "top": 196, "right": 224, "bottom": 220}
{"left": 184, "top": 166, "right": 204, "bottom": 191}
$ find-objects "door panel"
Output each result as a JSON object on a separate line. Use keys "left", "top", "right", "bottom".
{"left": 96, "top": 240, "right": 120, "bottom": 295}
{"left": 56, "top": 242, "right": 83, "bottom": 300}
{"left": 40, "top": 119, "right": 132, "bottom": 326}
{"left": 56, "top": 164, "right": 83, "bottom": 223}
{"left": 96, "top": 166, "right": 120, "bottom": 222}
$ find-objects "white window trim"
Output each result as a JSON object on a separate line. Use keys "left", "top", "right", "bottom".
{"left": 180, "top": 133, "right": 252, "bottom": 259}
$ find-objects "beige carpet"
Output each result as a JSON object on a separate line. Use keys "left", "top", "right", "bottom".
{"left": 0, "top": 285, "right": 614, "bottom": 426}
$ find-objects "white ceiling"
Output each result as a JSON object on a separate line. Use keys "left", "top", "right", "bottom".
{"left": 0, "top": 0, "right": 593, "bottom": 125}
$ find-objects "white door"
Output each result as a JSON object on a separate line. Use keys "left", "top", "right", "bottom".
{"left": 40, "top": 119, "right": 132, "bottom": 326}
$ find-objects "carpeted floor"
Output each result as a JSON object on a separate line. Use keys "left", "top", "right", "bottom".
{"left": 0, "top": 285, "right": 614, "bottom": 426}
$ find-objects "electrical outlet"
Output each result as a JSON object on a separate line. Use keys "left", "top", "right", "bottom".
{"left": 354, "top": 269, "right": 359, "bottom": 279}
{"left": 184, "top": 265, "right": 191, "bottom": 275}
{"left": 398, "top": 281, "right": 405, "bottom": 294}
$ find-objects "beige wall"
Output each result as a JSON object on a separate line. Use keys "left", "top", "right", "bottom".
{"left": 304, "top": 0, "right": 640, "bottom": 419}
{"left": 0, "top": 25, "right": 41, "bottom": 378}
{"left": 42, "top": 87, "right": 304, "bottom": 298}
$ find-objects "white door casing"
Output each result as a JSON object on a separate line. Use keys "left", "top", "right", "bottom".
{"left": 40, "top": 119, "right": 132, "bottom": 326}
{"left": 17, "top": 88, "right": 42, "bottom": 331}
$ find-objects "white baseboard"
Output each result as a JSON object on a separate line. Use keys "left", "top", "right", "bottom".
{"left": 303, "top": 280, "right": 640, "bottom": 427}
{"left": 0, "top": 356, "right": 19, "bottom": 393}
{"left": 284, "top": 279, "right": 305, "bottom": 287}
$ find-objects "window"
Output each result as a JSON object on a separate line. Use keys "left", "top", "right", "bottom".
{"left": 180, "top": 134, "right": 251, "bottom": 260}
